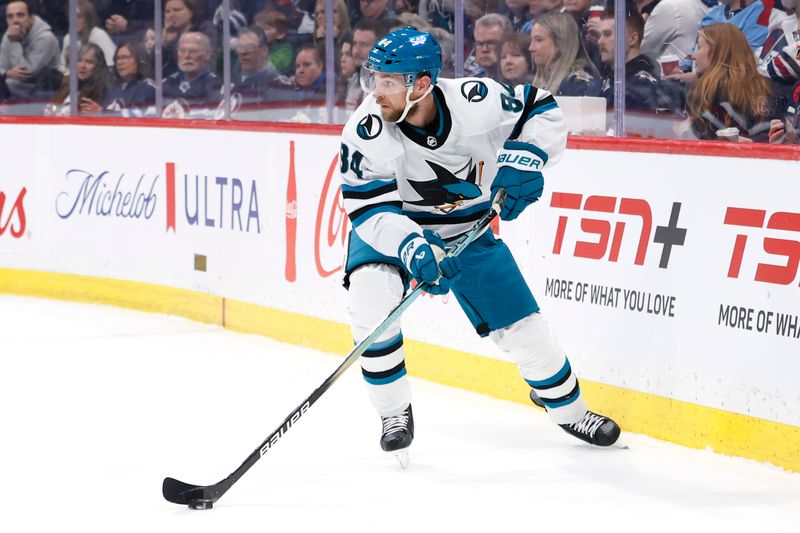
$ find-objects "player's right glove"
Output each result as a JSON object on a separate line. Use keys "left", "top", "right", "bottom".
{"left": 491, "top": 140, "right": 545, "bottom": 221}
{"left": 398, "top": 230, "right": 462, "bottom": 295}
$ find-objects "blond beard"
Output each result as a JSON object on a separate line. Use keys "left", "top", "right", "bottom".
{"left": 379, "top": 104, "right": 404, "bottom": 123}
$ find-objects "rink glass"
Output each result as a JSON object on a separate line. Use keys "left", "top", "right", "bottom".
{"left": 1, "top": 0, "right": 774, "bottom": 142}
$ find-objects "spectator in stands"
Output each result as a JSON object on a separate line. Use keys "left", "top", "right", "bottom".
{"left": 62, "top": 0, "right": 116, "bottom": 70}
{"left": 163, "top": 31, "right": 222, "bottom": 116}
{"left": 759, "top": 9, "right": 798, "bottom": 108}
{"left": 100, "top": 0, "right": 155, "bottom": 46}
{"left": 143, "top": 26, "right": 156, "bottom": 57}
{"left": 253, "top": 9, "right": 294, "bottom": 74}
{"left": 685, "top": 23, "right": 781, "bottom": 142}
{"left": 418, "top": 0, "right": 456, "bottom": 31}
{"left": 231, "top": 25, "right": 282, "bottom": 108}
{"left": 395, "top": 0, "right": 417, "bottom": 16}
{"left": 564, "top": 0, "right": 593, "bottom": 35}
{"left": 345, "top": 18, "right": 387, "bottom": 109}
{"left": 340, "top": 35, "right": 357, "bottom": 78}
{"left": 430, "top": 26, "right": 456, "bottom": 77}
{"left": 337, "top": 32, "right": 356, "bottom": 101}
{"left": 597, "top": 7, "right": 660, "bottom": 112}
{"left": 103, "top": 40, "right": 155, "bottom": 117}
{"left": 254, "top": 0, "right": 315, "bottom": 35}
{"left": 286, "top": 44, "right": 325, "bottom": 100}
{"left": 161, "top": 0, "right": 218, "bottom": 77}
{"left": 769, "top": 115, "right": 800, "bottom": 143}
{"left": 640, "top": 0, "right": 710, "bottom": 63}
{"left": 210, "top": 0, "right": 249, "bottom": 37}
{"left": 507, "top": 0, "right": 531, "bottom": 31}
{"left": 768, "top": 78, "right": 799, "bottom": 142}
{"left": 530, "top": 11, "right": 602, "bottom": 96}
{"left": 390, "top": 12, "right": 434, "bottom": 32}
{"left": 522, "top": 0, "right": 564, "bottom": 34}
{"left": 699, "top": 0, "right": 779, "bottom": 51}
{"left": 635, "top": 0, "right": 660, "bottom": 19}
{"left": 359, "top": 0, "right": 394, "bottom": 22}
{"left": 314, "top": 0, "right": 352, "bottom": 47}
{"left": 0, "top": 0, "right": 61, "bottom": 99}
{"left": 668, "top": 0, "right": 782, "bottom": 85}
{"left": 499, "top": 32, "right": 533, "bottom": 85}
{"left": 45, "top": 43, "right": 110, "bottom": 116}
{"left": 30, "top": 0, "right": 68, "bottom": 41}
{"left": 464, "top": 13, "right": 512, "bottom": 78}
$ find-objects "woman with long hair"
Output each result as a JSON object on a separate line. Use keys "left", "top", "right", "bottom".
{"left": 314, "top": 0, "right": 351, "bottom": 48}
{"left": 61, "top": 0, "right": 117, "bottom": 69}
{"left": 103, "top": 41, "right": 156, "bottom": 116}
{"left": 499, "top": 32, "right": 533, "bottom": 86}
{"left": 686, "top": 23, "right": 781, "bottom": 142}
{"left": 46, "top": 43, "right": 111, "bottom": 116}
{"left": 528, "top": 11, "right": 600, "bottom": 96}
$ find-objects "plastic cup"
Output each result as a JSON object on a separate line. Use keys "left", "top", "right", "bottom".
{"left": 659, "top": 54, "right": 680, "bottom": 77}
{"left": 589, "top": 5, "right": 604, "bottom": 19}
{"left": 716, "top": 127, "right": 740, "bottom": 141}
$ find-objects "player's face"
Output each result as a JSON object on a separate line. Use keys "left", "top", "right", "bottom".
{"left": 372, "top": 73, "right": 409, "bottom": 121}
{"left": 501, "top": 42, "right": 529, "bottom": 83}
{"left": 529, "top": 23, "right": 555, "bottom": 68}
{"left": 694, "top": 34, "right": 710, "bottom": 76}
{"left": 598, "top": 19, "right": 615, "bottom": 65}
{"left": 474, "top": 25, "right": 502, "bottom": 69}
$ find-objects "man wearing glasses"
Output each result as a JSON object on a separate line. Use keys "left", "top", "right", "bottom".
{"left": 464, "top": 13, "right": 511, "bottom": 79}
{"left": 232, "top": 26, "right": 282, "bottom": 110}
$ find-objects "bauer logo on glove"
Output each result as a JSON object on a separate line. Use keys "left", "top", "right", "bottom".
{"left": 491, "top": 140, "right": 546, "bottom": 222}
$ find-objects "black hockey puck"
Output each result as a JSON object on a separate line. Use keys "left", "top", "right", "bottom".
{"left": 188, "top": 499, "right": 214, "bottom": 510}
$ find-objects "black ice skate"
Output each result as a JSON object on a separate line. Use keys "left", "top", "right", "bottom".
{"left": 559, "top": 410, "right": 622, "bottom": 447}
{"left": 380, "top": 405, "right": 414, "bottom": 469}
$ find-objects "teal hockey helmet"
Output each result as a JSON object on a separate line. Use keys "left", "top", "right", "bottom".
{"left": 361, "top": 27, "right": 443, "bottom": 93}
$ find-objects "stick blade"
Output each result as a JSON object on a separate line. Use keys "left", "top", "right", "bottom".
{"left": 162, "top": 477, "right": 212, "bottom": 505}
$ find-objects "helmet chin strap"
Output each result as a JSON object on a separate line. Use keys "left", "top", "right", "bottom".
{"left": 389, "top": 84, "right": 435, "bottom": 124}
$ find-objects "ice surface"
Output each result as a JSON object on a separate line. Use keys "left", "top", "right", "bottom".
{"left": 0, "top": 295, "right": 797, "bottom": 533}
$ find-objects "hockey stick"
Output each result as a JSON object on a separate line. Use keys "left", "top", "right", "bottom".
{"left": 162, "top": 189, "right": 507, "bottom": 509}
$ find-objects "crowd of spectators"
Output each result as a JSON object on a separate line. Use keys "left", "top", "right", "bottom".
{"left": 0, "top": 0, "right": 796, "bottom": 142}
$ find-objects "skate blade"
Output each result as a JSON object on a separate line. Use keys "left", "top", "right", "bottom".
{"left": 393, "top": 449, "right": 410, "bottom": 469}
{"left": 610, "top": 438, "right": 629, "bottom": 450}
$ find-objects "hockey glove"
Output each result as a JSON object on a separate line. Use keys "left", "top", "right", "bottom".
{"left": 398, "top": 230, "right": 462, "bottom": 295}
{"left": 491, "top": 140, "right": 546, "bottom": 221}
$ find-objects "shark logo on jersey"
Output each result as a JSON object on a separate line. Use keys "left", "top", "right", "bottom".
{"left": 460, "top": 80, "right": 488, "bottom": 103}
{"left": 357, "top": 114, "right": 383, "bottom": 140}
{"left": 406, "top": 159, "right": 482, "bottom": 213}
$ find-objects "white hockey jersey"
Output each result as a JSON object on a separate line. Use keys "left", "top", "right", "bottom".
{"left": 340, "top": 77, "right": 567, "bottom": 259}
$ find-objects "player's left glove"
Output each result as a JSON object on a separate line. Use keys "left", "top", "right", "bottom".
{"left": 491, "top": 140, "right": 545, "bottom": 221}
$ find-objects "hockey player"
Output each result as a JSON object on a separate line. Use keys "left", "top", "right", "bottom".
{"left": 339, "top": 27, "right": 621, "bottom": 462}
